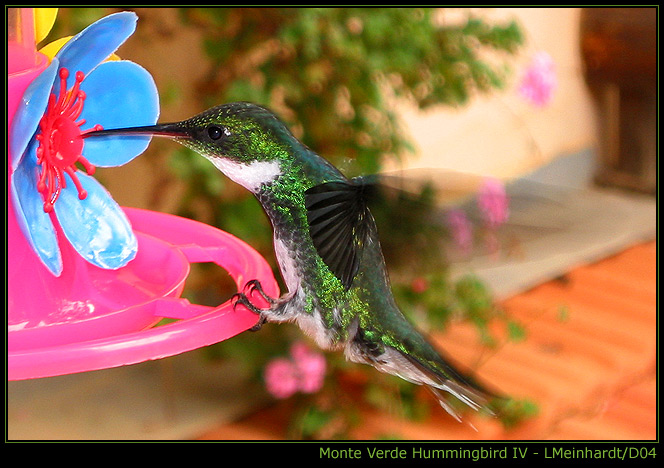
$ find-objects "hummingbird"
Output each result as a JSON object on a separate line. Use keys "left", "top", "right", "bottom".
{"left": 86, "top": 101, "right": 499, "bottom": 420}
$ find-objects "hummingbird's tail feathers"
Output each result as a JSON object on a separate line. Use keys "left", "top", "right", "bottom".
{"left": 429, "top": 387, "right": 479, "bottom": 423}
{"left": 428, "top": 382, "right": 493, "bottom": 423}
{"left": 396, "top": 348, "right": 497, "bottom": 419}
{"left": 347, "top": 337, "right": 496, "bottom": 421}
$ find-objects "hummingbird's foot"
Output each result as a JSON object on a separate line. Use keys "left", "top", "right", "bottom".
{"left": 249, "top": 316, "right": 267, "bottom": 332}
{"left": 231, "top": 289, "right": 270, "bottom": 332}
{"left": 231, "top": 292, "right": 266, "bottom": 314}
{"left": 242, "top": 279, "right": 276, "bottom": 305}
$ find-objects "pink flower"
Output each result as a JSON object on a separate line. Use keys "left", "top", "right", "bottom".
{"left": 264, "top": 358, "right": 299, "bottom": 399}
{"left": 446, "top": 208, "right": 473, "bottom": 255}
{"left": 290, "top": 342, "right": 326, "bottom": 394}
{"left": 264, "top": 342, "right": 327, "bottom": 399}
{"left": 477, "top": 177, "right": 509, "bottom": 229}
{"left": 518, "top": 51, "right": 557, "bottom": 107}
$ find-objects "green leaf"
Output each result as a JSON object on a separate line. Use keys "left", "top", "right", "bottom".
{"left": 506, "top": 319, "right": 527, "bottom": 342}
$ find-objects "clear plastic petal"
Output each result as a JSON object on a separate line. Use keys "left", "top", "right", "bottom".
{"left": 55, "top": 12, "right": 137, "bottom": 89}
{"left": 80, "top": 60, "right": 159, "bottom": 167}
{"left": 9, "top": 58, "right": 59, "bottom": 171}
{"left": 10, "top": 150, "right": 62, "bottom": 276}
{"left": 53, "top": 171, "right": 138, "bottom": 270}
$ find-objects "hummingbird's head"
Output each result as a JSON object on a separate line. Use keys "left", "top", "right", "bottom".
{"left": 173, "top": 102, "right": 298, "bottom": 163}
{"left": 86, "top": 102, "right": 301, "bottom": 192}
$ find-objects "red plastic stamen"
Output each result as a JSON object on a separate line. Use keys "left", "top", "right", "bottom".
{"left": 35, "top": 68, "right": 103, "bottom": 213}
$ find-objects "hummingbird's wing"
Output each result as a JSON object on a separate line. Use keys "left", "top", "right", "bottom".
{"left": 304, "top": 181, "right": 372, "bottom": 289}
{"left": 352, "top": 170, "right": 574, "bottom": 269}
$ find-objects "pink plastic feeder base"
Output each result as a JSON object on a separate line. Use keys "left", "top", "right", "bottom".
{"left": 7, "top": 207, "right": 279, "bottom": 380}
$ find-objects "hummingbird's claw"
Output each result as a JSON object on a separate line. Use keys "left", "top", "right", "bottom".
{"left": 231, "top": 292, "right": 264, "bottom": 314}
{"left": 243, "top": 279, "right": 276, "bottom": 304}
{"left": 231, "top": 289, "right": 270, "bottom": 332}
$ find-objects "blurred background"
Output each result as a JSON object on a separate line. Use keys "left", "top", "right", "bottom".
{"left": 8, "top": 7, "right": 656, "bottom": 440}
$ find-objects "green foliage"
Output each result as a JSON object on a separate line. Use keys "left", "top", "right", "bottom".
{"left": 364, "top": 374, "right": 431, "bottom": 422}
{"left": 178, "top": 8, "right": 522, "bottom": 172}
{"left": 455, "top": 275, "right": 497, "bottom": 345}
{"left": 495, "top": 397, "right": 540, "bottom": 429}
{"left": 294, "top": 405, "right": 336, "bottom": 439}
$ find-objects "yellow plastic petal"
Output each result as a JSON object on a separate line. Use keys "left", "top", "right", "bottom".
{"left": 39, "top": 36, "right": 70, "bottom": 60}
{"left": 34, "top": 8, "right": 58, "bottom": 44}
{"left": 39, "top": 36, "right": 120, "bottom": 62}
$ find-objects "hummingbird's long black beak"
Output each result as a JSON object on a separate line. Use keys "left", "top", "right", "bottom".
{"left": 83, "top": 122, "right": 191, "bottom": 139}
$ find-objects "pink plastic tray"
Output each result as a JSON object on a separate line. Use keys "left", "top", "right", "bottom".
{"left": 8, "top": 207, "right": 279, "bottom": 380}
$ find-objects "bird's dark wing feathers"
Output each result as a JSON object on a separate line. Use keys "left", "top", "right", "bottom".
{"left": 305, "top": 179, "right": 371, "bottom": 289}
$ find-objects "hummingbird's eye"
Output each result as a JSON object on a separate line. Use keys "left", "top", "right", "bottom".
{"left": 207, "top": 126, "right": 223, "bottom": 140}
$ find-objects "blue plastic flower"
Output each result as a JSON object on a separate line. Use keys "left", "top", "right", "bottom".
{"left": 9, "top": 12, "right": 159, "bottom": 276}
